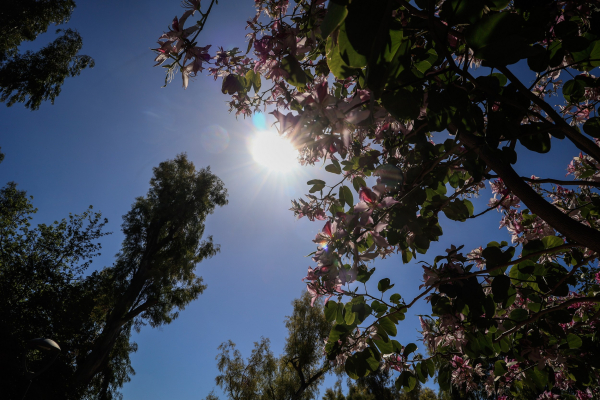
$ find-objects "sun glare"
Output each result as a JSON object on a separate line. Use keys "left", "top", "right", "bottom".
{"left": 250, "top": 130, "right": 298, "bottom": 172}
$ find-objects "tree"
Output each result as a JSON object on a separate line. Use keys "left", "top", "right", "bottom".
{"left": 0, "top": 1, "right": 94, "bottom": 110}
{"left": 0, "top": 183, "right": 119, "bottom": 400}
{"left": 0, "top": 154, "right": 227, "bottom": 399}
{"left": 156, "top": 0, "right": 600, "bottom": 398}
{"left": 207, "top": 291, "right": 332, "bottom": 400}
{"left": 72, "top": 154, "right": 228, "bottom": 391}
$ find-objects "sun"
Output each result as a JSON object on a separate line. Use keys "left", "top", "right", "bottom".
{"left": 250, "top": 130, "right": 298, "bottom": 172}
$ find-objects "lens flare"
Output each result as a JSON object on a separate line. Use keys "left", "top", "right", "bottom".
{"left": 201, "top": 125, "right": 230, "bottom": 153}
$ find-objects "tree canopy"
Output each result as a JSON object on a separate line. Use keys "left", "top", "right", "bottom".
{"left": 156, "top": 0, "right": 600, "bottom": 398}
{"left": 0, "top": 1, "right": 94, "bottom": 110}
{"left": 0, "top": 154, "right": 227, "bottom": 399}
{"left": 207, "top": 291, "right": 332, "bottom": 400}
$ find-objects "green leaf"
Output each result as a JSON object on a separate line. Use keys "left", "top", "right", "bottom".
{"left": 344, "top": 302, "right": 356, "bottom": 325}
{"left": 352, "top": 176, "right": 366, "bottom": 192}
{"left": 563, "top": 79, "right": 586, "bottom": 103}
{"left": 374, "top": 337, "right": 394, "bottom": 354}
{"left": 567, "top": 333, "right": 582, "bottom": 349}
{"left": 357, "top": 266, "right": 375, "bottom": 283}
{"left": 527, "top": 44, "right": 550, "bottom": 72}
{"left": 381, "top": 88, "right": 422, "bottom": 121}
{"left": 336, "top": 0, "right": 387, "bottom": 68}
{"left": 519, "top": 125, "right": 551, "bottom": 153}
{"left": 326, "top": 36, "right": 358, "bottom": 79}
{"left": 328, "top": 323, "right": 349, "bottom": 343}
{"left": 403, "top": 342, "right": 417, "bottom": 357}
{"left": 521, "top": 239, "right": 544, "bottom": 259}
{"left": 441, "top": 0, "right": 487, "bottom": 25}
{"left": 221, "top": 74, "right": 246, "bottom": 95}
{"left": 426, "top": 359, "right": 435, "bottom": 377}
{"left": 324, "top": 301, "right": 338, "bottom": 322}
{"left": 342, "top": 185, "right": 354, "bottom": 207}
{"left": 320, "top": 1, "right": 348, "bottom": 39}
{"left": 397, "top": 371, "right": 418, "bottom": 391}
{"left": 378, "top": 316, "right": 397, "bottom": 337}
{"left": 442, "top": 199, "right": 473, "bottom": 221}
{"left": 542, "top": 235, "right": 564, "bottom": 250}
{"left": 389, "top": 293, "right": 402, "bottom": 304}
{"left": 378, "top": 278, "right": 395, "bottom": 293}
{"left": 281, "top": 55, "right": 307, "bottom": 88}
{"left": 372, "top": 300, "right": 388, "bottom": 315}
{"left": 488, "top": 0, "right": 510, "bottom": 10}
{"left": 492, "top": 274, "right": 511, "bottom": 302}
{"left": 465, "top": 12, "right": 528, "bottom": 65}
{"left": 509, "top": 308, "right": 529, "bottom": 322}
{"left": 415, "top": 362, "right": 427, "bottom": 383}
{"left": 583, "top": 117, "right": 600, "bottom": 138}
{"left": 402, "top": 249, "right": 412, "bottom": 263}
{"left": 325, "top": 162, "right": 342, "bottom": 174}
{"left": 245, "top": 69, "right": 261, "bottom": 92}
{"left": 309, "top": 183, "right": 325, "bottom": 193}
{"left": 571, "top": 38, "right": 600, "bottom": 71}
{"left": 336, "top": 302, "right": 345, "bottom": 324}
{"left": 494, "top": 360, "right": 508, "bottom": 377}
{"left": 407, "top": 374, "right": 417, "bottom": 392}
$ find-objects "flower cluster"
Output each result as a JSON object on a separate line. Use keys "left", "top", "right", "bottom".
{"left": 155, "top": 0, "right": 600, "bottom": 396}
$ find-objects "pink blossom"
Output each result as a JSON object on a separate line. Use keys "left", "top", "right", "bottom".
{"left": 270, "top": 110, "right": 300, "bottom": 135}
{"left": 359, "top": 187, "right": 377, "bottom": 203}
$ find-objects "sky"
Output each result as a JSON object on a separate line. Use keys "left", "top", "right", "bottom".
{"left": 0, "top": 1, "right": 586, "bottom": 399}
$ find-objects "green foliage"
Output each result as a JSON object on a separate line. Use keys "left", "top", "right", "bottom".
{"left": 208, "top": 292, "right": 333, "bottom": 400}
{"left": 73, "top": 154, "right": 227, "bottom": 390}
{"left": 162, "top": 0, "right": 600, "bottom": 397}
{"left": 0, "top": 1, "right": 94, "bottom": 110}
{"left": 282, "top": 55, "right": 308, "bottom": 88}
{"left": 0, "top": 182, "right": 129, "bottom": 399}
{"left": 0, "top": 154, "right": 227, "bottom": 398}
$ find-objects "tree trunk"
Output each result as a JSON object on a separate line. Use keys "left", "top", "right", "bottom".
{"left": 71, "top": 264, "right": 149, "bottom": 390}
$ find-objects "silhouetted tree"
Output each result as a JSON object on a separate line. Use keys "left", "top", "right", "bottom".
{"left": 0, "top": 153, "right": 227, "bottom": 399}
{"left": 0, "top": 1, "right": 94, "bottom": 109}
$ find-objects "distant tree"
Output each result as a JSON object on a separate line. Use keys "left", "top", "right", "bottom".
{"left": 0, "top": 153, "right": 227, "bottom": 399}
{"left": 0, "top": 1, "right": 94, "bottom": 110}
{"left": 322, "top": 381, "right": 346, "bottom": 400}
{"left": 72, "top": 154, "right": 228, "bottom": 391}
{"left": 417, "top": 388, "right": 438, "bottom": 400}
{"left": 207, "top": 291, "right": 332, "bottom": 400}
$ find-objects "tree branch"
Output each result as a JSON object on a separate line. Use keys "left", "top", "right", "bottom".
{"left": 122, "top": 299, "right": 158, "bottom": 321}
{"left": 494, "top": 297, "right": 600, "bottom": 343}
{"left": 496, "top": 65, "right": 600, "bottom": 164}
{"left": 291, "top": 366, "right": 327, "bottom": 400}
{"left": 459, "top": 130, "right": 600, "bottom": 254}
{"left": 487, "top": 175, "right": 600, "bottom": 188}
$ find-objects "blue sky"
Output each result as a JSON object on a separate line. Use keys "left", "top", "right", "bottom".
{"left": 0, "top": 1, "right": 586, "bottom": 399}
